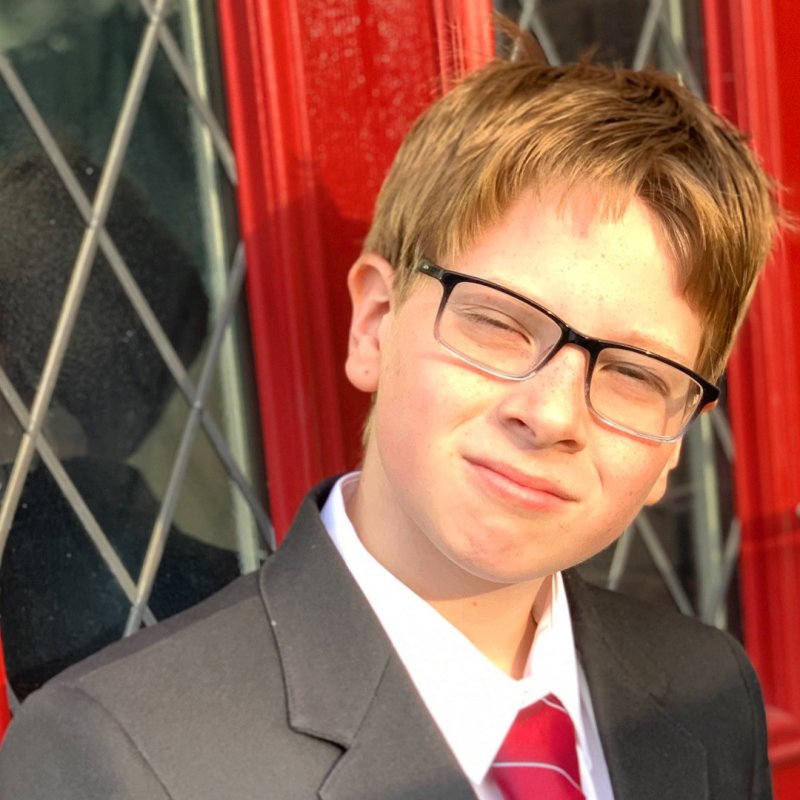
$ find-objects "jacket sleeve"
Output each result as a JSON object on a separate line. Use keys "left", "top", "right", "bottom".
{"left": 0, "top": 683, "right": 172, "bottom": 800}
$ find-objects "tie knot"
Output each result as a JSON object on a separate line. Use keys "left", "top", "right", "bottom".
{"left": 490, "top": 694, "right": 584, "bottom": 799}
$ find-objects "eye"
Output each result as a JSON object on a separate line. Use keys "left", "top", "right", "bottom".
{"left": 454, "top": 304, "right": 532, "bottom": 343}
{"left": 603, "top": 361, "right": 670, "bottom": 396}
{"left": 464, "top": 308, "right": 527, "bottom": 336}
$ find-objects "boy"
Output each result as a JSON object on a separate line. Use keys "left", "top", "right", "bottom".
{"left": 0, "top": 37, "right": 777, "bottom": 800}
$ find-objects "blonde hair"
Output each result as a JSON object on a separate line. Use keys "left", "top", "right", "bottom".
{"left": 364, "top": 53, "right": 777, "bottom": 381}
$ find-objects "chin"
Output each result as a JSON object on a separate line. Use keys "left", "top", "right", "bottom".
{"left": 447, "top": 549, "right": 558, "bottom": 586}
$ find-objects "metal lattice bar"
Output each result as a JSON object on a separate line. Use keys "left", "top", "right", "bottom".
{"left": 139, "top": 0, "right": 238, "bottom": 184}
{"left": 688, "top": 414, "right": 724, "bottom": 624}
{"left": 654, "top": 16, "right": 703, "bottom": 96}
{"left": 0, "top": 52, "right": 272, "bottom": 551}
{"left": 635, "top": 511, "right": 696, "bottom": 616}
{"left": 0, "top": 367, "right": 157, "bottom": 627}
{"left": 633, "top": 0, "right": 669, "bottom": 69}
{"left": 178, "top": 0, "right": 264, "bottom": 573}
{"left": 711, "top": 405, "right": 735, "bottom": 462}
{"left": 0, "top": 0, "right": 170, "bottom": 560}
{"left": 518, "top": 0, "right": 562, "bottom": 64}
{"left": 607, "top": 526, "right": 635, "bottom": 591}
{"left": 6, "top": 681, "right": 19, "bottom": 715}
{"left": 125, "top": 244, "right": 249, "bottom": 634}
{"left": 704, "top": 519, "right": 741, "bottom": 626}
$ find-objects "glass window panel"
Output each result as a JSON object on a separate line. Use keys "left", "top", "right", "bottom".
{"left": 175, "top": 424, "right": 266, "bottom": 570}
{"left": 498, "top": 0, "right": 707, "bottom": 94}
{"left": 121, "top": 43, "right": 214, "bottom": 273}
{"left": 0, "top": 392, "right": 24, "bottom": 489}
{"left": 0, "top": 0, "right": 267, "bottom": 687}
{"left": 0, "top": 55, "right": 52, "bottom": 159}
{"left": 0, "top": 151, "right": 88, "bottom": 401}
{"left": 130, "top": 368, "right": 239, "bottom": 554}
{"left": 0, "top": 1, "right": 144, "bottom": 166}
{"left": 0, "top": 463, "right": 132, "bottom": 700}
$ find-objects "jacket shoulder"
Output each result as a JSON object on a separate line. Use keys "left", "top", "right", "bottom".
{"left": 574, "top": 575, "right": 758, "bottom": 688}
{"left": 569, "top": 573, "right": 771, "bottom": 800}
{"left": 1, "top": 569, "right": 340, "bottom": 799}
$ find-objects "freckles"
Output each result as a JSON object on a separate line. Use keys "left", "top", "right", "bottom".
{"left": 594, "top": 437, "right": 667, "bottom": 496}
{"left": 453, "top": 375, "right": 495, "bottom": 410}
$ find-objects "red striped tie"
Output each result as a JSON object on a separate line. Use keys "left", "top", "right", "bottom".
{"left": 489, "top": 694, "right": 585, "bottom": 800}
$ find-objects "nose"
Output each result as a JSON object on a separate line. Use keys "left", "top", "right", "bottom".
{"left": 496, "top": 344, "right": 589, "bottom": 450}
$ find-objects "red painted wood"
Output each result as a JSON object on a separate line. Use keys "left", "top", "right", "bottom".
{"left": 216, "top": 0, "right": 492, "bottom": 537}
{"left": 704, "top": 0, "right": 800, "bottom": 793}
{"left": 0, "top": 635, "right": 10, "bottom": 742}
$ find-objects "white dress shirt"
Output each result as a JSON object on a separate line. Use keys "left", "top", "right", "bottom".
{"left": 320, "top": 473, "right": 615, "bottom": 800}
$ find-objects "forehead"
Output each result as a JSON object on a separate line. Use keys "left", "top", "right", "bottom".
{"left": 444, "top": 189, "right": 703, "bottom": 366}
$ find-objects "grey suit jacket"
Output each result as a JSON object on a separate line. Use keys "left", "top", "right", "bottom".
{"left": 0, "top": 481, "right": 771, "bottom": 799}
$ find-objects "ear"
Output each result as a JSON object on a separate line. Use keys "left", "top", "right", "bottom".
{"left": 344, "top": 253, "right": 395, "bottom": 393}
{"left": 644, "top": 438, "right": 683, "bottom": 506}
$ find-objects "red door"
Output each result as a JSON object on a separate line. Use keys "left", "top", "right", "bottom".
{"left": 705, "top": 0, "right": 800, "bottom": 794}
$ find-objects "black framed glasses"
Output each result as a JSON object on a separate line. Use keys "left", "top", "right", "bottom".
{"left": 416, "top": 261, "right": 719, "bottom": 442}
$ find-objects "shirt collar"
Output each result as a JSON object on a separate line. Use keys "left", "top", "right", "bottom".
{"left": 320, "top": 472, "right": 591, "bottom": 785}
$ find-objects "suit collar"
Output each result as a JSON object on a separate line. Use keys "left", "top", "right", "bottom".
{"left": 259, "top": 482, "right": 707, "bottom": 800}
{"left": 259, "top": 480, "right": 476, "bottom": 800}
{"left": 564, "top": 570, "right": 709, "bottom": 800}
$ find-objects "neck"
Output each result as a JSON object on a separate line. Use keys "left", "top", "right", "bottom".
{"left": 345, "top": 467, "right": 548, "bottom": 679}
{"left": 429, "top": 580, "right": 547, "bottom": 679}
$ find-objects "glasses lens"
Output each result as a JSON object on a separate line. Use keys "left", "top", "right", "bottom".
{"left": 435, "top": 280, "right": 562, "bottom": 378}
{"left": 589, "top": 347, "right": 703, "bottom": 439}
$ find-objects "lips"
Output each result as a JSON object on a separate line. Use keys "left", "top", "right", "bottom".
{"left": 464, "top": 456, "right": 577, "bottom": 509}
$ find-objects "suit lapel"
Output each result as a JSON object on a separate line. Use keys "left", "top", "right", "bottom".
{"left": 319, "top": 656, "right": 477, "bottom": 800}
{"left": 259, "top": 483, "right": 476, "bottom": 800}
{"left": 564, "top": 571, "right": 709, "bottom": 800}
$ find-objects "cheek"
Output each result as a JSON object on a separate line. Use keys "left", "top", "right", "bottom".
{"left": 373, "top": 354, "right": 441, "bottom": 473}
{"left": 374, "top": 350, "right": 492, "bottom": 476}
{"left": 594, "top": 436, "right": 675, "bottom": 514}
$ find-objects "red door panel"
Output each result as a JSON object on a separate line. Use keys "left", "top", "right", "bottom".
{"left": 216, "top": 0, "right": 492, "bottom": 536}
{"left": 704, "top": 0, "right": 800, "bottom": 793}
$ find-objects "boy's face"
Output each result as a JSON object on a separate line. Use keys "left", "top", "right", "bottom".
{"left": 346, "top": 189, "right": 704, "bottom": 597}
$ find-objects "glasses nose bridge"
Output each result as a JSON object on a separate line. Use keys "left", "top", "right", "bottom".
{"left": 546, "top": 324, "right": 600, "bottom": 379}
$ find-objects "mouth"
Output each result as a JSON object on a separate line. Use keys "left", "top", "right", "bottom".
{"left": 463, "top": 456, "right": 577, "bottom": 510}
